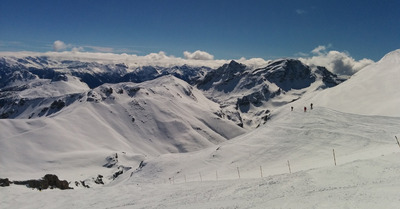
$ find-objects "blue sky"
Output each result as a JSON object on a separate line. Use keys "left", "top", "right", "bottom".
{"left": 1, "top": 0, "right": 399, "bottom": 61}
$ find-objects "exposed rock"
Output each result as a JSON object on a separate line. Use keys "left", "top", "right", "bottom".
{"left": 94, "top": 175, "right": 104, "bottom": 185}
{"left": 138, "top": 161, "right": 146, "bottom": 170}
{"left": 13, "top": 174, "right": 72, "bottom": 190}
{"left": 0, "top": 178, "right": 10, "bottom": 187}
{"left": 50, "top": 100, "right": 65, "bottom": 109}
{"left": 80, "top": 181, "right": 90, "bottom": 188}
{"left": 103, "top": 153, "right": 119, "bottom": 168}
{"left": 113, "top": 170, "right": 123, "bottom": 180}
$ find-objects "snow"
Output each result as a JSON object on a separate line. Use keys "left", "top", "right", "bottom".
{"left": 18, "top": 75, "right": 90, "bottom": 98}
{"left": 305, "top": 49, "right": 400, "bottom": 117}
{"left": 1, "top": 49, "right": 400, "bottom": 208}
{"left": 2, "top": 107, "right": 400, "bottom": 208}
{"left": 0, "top": 75, "right": 245, "bottom": 179}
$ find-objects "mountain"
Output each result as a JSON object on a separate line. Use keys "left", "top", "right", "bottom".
{"left": 2, "top": 50, "right": 399, "bottom": 208}
{"left": 0, "top": 55, "right": 343, "bottom": 129}
{"left": 0, "top": 56, "right": 211, "bottom": 89}
{"left": 197, "top": 59, "right": 344, "bottom": 128}
{"left": 0, "top": 75, "right": 245, "bottom": 183}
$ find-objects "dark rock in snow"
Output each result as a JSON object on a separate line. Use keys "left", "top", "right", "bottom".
{"left": 13, "top": 174, "right": 72, "bottom": 190}
{"left": 113, "top": 170, "right": 123, "bottom": 179}
{"left": 95, "top": 175, "right": 104, "bottom": 185}
{"left": 104, "top": 154, "right": 119, "bottom": 168}
{"left": 0, "top": 178, "right": 11, "bottom": 187}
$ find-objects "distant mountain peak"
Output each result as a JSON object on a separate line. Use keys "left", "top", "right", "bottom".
{"left": 228, "top": 59, "right": 243, "bottom": 66}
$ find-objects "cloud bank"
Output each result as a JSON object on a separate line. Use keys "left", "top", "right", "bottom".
{"left": 299, "top": 45, "right": 374, "bottom": 75}
{"left": 1, "top": 49, "right": 271, "bottom": 70}
{"left": 9, "top": 41, "right": 375, "bottom": 74}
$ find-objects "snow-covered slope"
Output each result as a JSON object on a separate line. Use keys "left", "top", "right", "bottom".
{"left": 0, "top": 75, "right": 245, "bottom": 181}
{"left": 304, "top": 49, "right": 400, "bottom": 117}
{"left": 127, "top": 107, "right": 400, "bottom": 184}
{"left": 2, "top": 107, "right": 400, "bottom": 208}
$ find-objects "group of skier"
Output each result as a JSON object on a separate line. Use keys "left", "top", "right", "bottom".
{"left": 291, "top": 103, "right": 313, "bottom": 112}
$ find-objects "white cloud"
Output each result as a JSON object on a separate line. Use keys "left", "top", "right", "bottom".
{"left": 145, "top": 51, "right": 171, "bottom": 60}
{"left": 311, "top": 44, "right": 333, "bottom": 55}
{"left": 311, "top": 45, "right": 327, "bottom": 55}
{"left": 300, "top": 45, "right": 374, "bottom": 75}
{"left": 236, "top": 57, "right": 269, "bottom": 69}
{"left": 183, "top": 50, "right": 214, "bottom": 60}
{"left": 53, "top": 40, "right": 67, "bottom": 52}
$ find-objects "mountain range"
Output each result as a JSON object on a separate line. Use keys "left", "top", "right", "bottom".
{"left": 0, "top": 54, "right": 344, "bottom": 129}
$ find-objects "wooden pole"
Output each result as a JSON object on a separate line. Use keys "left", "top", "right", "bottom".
{"left": 237, "top": 167, "right": 241, "bottom": 179}
{"left": 333, "top": 148, "right": 337, "bottom": 166}
{"left": 287, "top": 160, "right": 291, "bottom": 174}
{"left": 396, "top": 136, "right": 400, "bottom": 148}
{"left": 260, "top": 166, "right": 263, "bottom": 178}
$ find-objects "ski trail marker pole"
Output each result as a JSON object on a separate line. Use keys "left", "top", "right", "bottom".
{"left": 333, "top": 148, "right": 337, "bottom": 166}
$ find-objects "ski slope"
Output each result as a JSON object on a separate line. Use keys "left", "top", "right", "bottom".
{"left": 2, "top": 106, "right": 400, "bottom": 209}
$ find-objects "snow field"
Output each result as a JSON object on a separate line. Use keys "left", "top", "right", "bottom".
{"left": 3, "top": 152, "right": 400, "bottom": 209}
{"left": 127, "top": 107, "right": 400, "bottom": 187}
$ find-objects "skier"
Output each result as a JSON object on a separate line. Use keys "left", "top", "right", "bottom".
{"left": 291, "top": 106, "right": 293, "bottom": 111}
{"left": 310, "top": 103, "right": 313, "bottom": 110}
{"left": 304, "top": 106, "right": 307, "bottom": 112}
